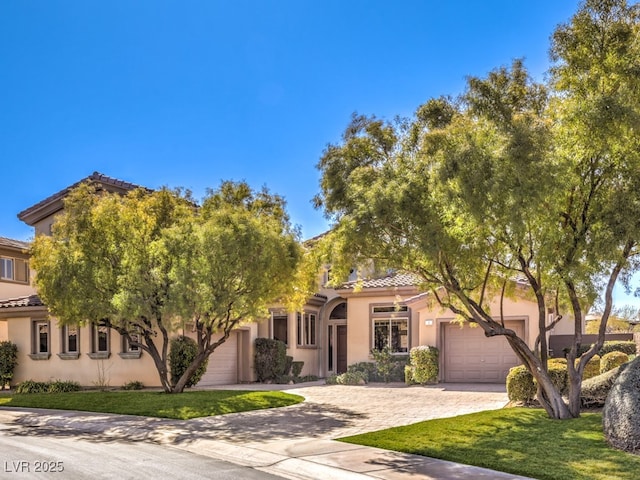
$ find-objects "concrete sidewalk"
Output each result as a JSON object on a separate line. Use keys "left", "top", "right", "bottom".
{"left": 0, "top": 383, "right": 535, "bottom": 479}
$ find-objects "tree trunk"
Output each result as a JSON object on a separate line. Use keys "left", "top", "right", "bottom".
{"left": 141, "top": 331, "right": 172, "bottom": 393}
{"left": 506, "top": 335, "right": 574, "bottom": 419}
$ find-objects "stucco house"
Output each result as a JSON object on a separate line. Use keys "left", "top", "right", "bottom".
{"left": 0, "top": 172, "right": 575, "bottom": 387}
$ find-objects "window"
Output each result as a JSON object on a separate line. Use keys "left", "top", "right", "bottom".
{"left": 29, "top": 320, "right": 50, "bottom": 360}
{"left": 58, "top": 325, "right": 80, "bottom": 359}
{"left": 373, "top": 318, "right": 409, "bottom": 353}
{"left": 372, "top": 305, "right": 408, "bottom": 314}
{"left": 0, "top": 258, "right": 13, "bottom": 280}
{"left": 371, "top": 302, "right": 410, "bottom": 354}
{"left": 0, "top": 256, "right": 28, "bottom": 283}
{"left": 120, "top": 330, "right": 142, "bottom": 359}
{"left": 297, "top": 312, "right": 317, "bottom": 347}
{"left": 88, "top": 322, "right": 110, "bottom": 359}
{"left": 271, "top": 313, "right": 288, "bottom": 345}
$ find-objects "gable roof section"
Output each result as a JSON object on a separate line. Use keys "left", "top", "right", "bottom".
{"left": 338, "top": 272, "right": 423, "bottom": 290}
{"left": 17, "top": 171, "right": 149, "bottom": 226}
{"left": 0, "top": 236, "right": 30, "bottom": 252}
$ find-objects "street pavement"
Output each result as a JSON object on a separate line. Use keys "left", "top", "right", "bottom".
{"left": 0, "top": 382, "right": 535, "bottom": 479}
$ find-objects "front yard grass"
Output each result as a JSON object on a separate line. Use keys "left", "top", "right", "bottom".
{"left": 0, "top": 390, "right": 303, "bottom": 420}
{"left": 339, "top": 407, "right": 640, "bottom": 480}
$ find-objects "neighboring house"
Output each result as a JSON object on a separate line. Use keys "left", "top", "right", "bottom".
{"left": 0, "top": 172, "right": 575, "bottom": 387}
{"left": 0, "top": 236, "right": 36, "bottom": 342}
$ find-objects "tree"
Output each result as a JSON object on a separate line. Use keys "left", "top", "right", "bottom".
{"left": 31, "top": 181, "right": 301, "bottom": 393}
{"left": 314, "top": 0, "right": 640, "bottom": 419}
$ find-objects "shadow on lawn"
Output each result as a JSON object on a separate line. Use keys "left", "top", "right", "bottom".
{"left": 3, "top": 401, "right": 366, "bottom": 445}
{"left": 342, "top": 409, "right": 640, "bottom": 480}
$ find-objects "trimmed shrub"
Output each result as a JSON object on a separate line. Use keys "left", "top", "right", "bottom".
{"left": 347, "top": 362, "right": 375, "bottom": 382}
{"left": 122, "top": 380, "right": 145, "bottom": 390}
{"left": 15, "top": 380, "right": 50, "bottom": 394}
{"left": 404, "top": 365, "right": 416, "bottom": 385}
{"left": 506, "top": 365, "right": 535, "bottom": 402}
{"left": 547, "top": 363, "right": 568, "bottom": 395}
{"left": 409, "top": 346, "right": 439, "bottom": 384}
{"left": 48, "top": 380, "right": 81, "bottom": 393}
{"left": 548, "top": 357, "right": 567, "bottom": 366}
{"left": 283, "top": 356, "right": 293, "bottom": 376}
{"left": 600, "top": 351, "right": 629, "bottom": 374}
{"left": 291, "top": 361, "right": 304, "bottom": 377}
{"left": 580, "top": 355, "right": 601, "bottom": 380}
{"left": 0, "top": 341, "right": 18, "bottom": 390}
{"left": 581, "top": 366, "right": 623, "bottom": 408}
{"left": 599, "top": 341, "right": 636, "bottom": 356}
{"left": 325, "top": 374, "right": 338, "bottom": 385}
{"left": 254, "top": 338, "right": 287, "bottom": 382}
{"left": 371, "top": 347, "right": 394, "bottom": 383}
{"left": 169, "top": 336, "right": 208, "bottom": 388}
{"left": 336, "top": 371, "right": 367, "bottom": 385}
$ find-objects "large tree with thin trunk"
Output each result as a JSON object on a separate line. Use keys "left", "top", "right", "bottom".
{"left": 31, "top": 181, "right": 301, "bottom": 393}
{"left": 314, "top": 0, "right": 640, "bottom": 419}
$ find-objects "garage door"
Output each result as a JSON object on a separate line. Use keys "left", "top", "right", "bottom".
{"left": 444, "top": 320, "right": 524, "bottom": 383}
{"left": 198, "top": 332, "right": 238, "bottom": 386}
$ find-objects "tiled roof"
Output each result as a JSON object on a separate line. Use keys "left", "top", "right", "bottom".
{"left": 17, "top": 171, "right": 149, "bottom": 224}
{"left": 0, "top": 236, "right": 30, "bottom": 251}
{"left": 0, "top": 294, "right": 45, "bottom": 309}
{"left": 339, "top": 272, "right": 422, "bottom": 290}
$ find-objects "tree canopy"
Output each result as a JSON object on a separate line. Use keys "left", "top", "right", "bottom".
{"left": 315, "top": 0, "right": 640, "bottom": 419}
{"left": 31, "top": 181, "right": 301, "bottom": 393}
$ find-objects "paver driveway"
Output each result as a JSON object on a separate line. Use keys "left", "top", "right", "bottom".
{"left": 197, "top": 382, "right": 509, "bottom": 441}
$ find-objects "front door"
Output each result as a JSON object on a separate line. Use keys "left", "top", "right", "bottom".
{"left": 336, "top": 325, "right": 348, "bottom": 374}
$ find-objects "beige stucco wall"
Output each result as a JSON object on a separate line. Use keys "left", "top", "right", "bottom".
{"left": 0, "top": 281, "right": 36, "bottom": 300}
{"left": 8, "top": 317, "right": 164, "bottom": 387}
{"left": 0, "top": 320, "right": 7, "bottom": 342}
{"left": 413, "top": 294, "right": 553, "bottom": 350}
{"left": 343, "top": 293, "right": 414, "bottom": 365}
{"left": 259, "top": 311, "right": 321, "bottom": 377}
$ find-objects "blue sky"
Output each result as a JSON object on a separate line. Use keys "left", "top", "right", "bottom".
{"left": 3, "top": 1, "right": 636, "bottom": 306}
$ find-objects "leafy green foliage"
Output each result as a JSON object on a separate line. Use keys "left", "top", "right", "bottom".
{"left": 599, "top": 341, "right": 637, "bottom": 356}
{"left": 314, "top": 0, "right": 640, "bottom": 419}
{"left": 582, "top": 367, "right": 624, "bottom": 408}
{"left": 0, "top": 341, "right": 18, "bottom": 390}
{"left": 169, "top": 336, "right": 208, "bottom": 388}
{"left": 291, "top": 361, "right": 304, "bottom": 377}
{"left": 506, "top": 366, "right": 536, "bottom": 402}
{"left": 335, "top": 371, "right": 367, "bottom": 385}
{"left": 600, "top": 351, "right": 629, "bottom": 373}
{"left": 370, "top": 347, "right": 394, "bottom": 383}
{"left": 409, "top": 346, "right": 439, "bottom": 384}
{"left": 31, "top": 180, "right": 301, "bottom": 393}
{"left": 122, "top": 380, "right": 145, "bottom": 391}
{"left": 14, "top": 380, "right": 80, "bottom": 394}
{"left": 347, "top": 356, "right": 409, "bottom": 383}
{"left": 47, "top": 380, "right": 81, "bottom": 393}
{"left": 254, "top": 338, "right": 287, "bottom": 382}
{"left": 581, "top": 355, "right": 601, "bottom": 380}
{"left": 15, "top": 380, "right": 50, "bottom": 394}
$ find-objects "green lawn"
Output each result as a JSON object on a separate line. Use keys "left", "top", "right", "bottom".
{"left": 339, "top": 408, "right": 640, "bottom": 480}
{"left": 0, "top": 390, "right": 303, "bottom": 420}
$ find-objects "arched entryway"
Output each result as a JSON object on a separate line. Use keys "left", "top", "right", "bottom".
{"left": 327, "top": 301, "right": 347, "bottom": 374}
